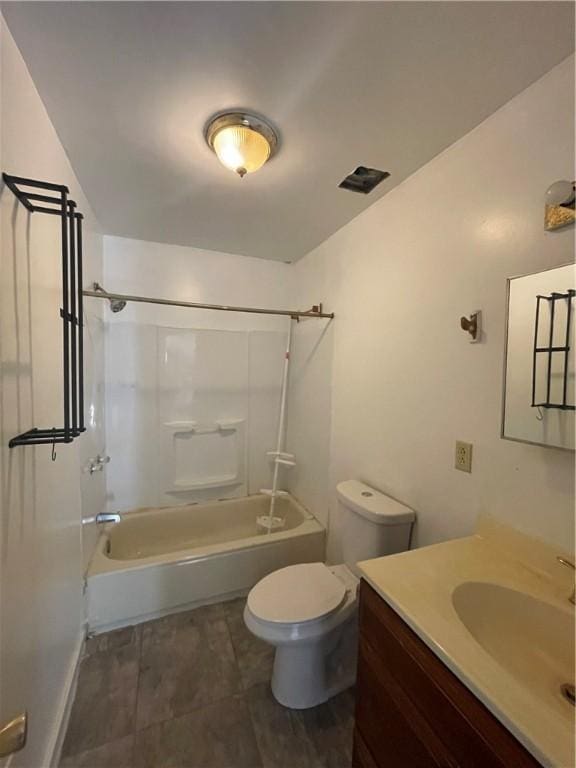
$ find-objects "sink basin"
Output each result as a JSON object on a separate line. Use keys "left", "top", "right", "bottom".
{"left": 452, "top": 581, "right": 575, "bottom": 719}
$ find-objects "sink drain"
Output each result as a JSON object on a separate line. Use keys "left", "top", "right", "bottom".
{"left": 560, "top": 683, "right": 575, "bottom": 706}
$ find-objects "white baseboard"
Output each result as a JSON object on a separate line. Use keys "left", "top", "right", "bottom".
{"left": 46, "top": 631, "right": 85, "bottom": 768}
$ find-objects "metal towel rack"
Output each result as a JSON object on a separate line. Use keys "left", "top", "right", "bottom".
{"left": 3, "top": 173, "right": 86, "bottom": 448}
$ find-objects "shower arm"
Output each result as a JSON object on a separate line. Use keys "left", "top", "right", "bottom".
{"left": 83, "top": 287, "right": 334, "bottom": 320}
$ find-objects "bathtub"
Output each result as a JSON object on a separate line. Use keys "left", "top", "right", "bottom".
{"left": 87, "top": 493, "right": 325, "bottom": 631}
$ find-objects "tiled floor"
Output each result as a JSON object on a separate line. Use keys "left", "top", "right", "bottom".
{"left": 60, "top": 598, "right": 355, "bottom": 768}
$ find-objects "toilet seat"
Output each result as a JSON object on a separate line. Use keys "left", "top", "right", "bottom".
{"left": 247, "top": 562, "right": 346, "bottom": 624}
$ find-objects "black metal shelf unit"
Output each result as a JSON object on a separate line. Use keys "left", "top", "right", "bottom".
{"left": 531, "top": 288, "right": 575, "bottom": 411}
{"left": 3, "top": 173, "right": 86, "bottom": 447}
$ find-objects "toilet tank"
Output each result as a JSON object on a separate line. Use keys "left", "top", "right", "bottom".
{"left": 336, "top": 480, "right": 415, "bottom": 575}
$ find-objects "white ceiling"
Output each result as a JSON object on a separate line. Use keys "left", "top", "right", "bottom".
{"left": 3, "top": 2, "right": 574, "bottom": 261}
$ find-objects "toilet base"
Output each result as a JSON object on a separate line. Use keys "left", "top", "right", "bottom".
{"left": 270, "top": 615, "right": 358, "bottom": 709}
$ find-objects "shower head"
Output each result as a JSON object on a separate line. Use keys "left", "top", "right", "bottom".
{"left": 110, "top": 298, "right": 127, "bottom": 313}
{"left": 92, "top": 282, "right": 127, "bottom": 313}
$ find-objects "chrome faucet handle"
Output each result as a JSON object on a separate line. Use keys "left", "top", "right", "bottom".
{"left": 557, "top": 556, "right": 575, "bottom": 605}
{"left": 87, "top": 454, "right": 111, "bottom": 474}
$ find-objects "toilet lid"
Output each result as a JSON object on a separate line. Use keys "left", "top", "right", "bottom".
{"left": 247, "top": 563, "right": 346, "bottom": 624}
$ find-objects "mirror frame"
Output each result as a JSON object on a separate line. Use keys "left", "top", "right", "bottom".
{"left": 501, "top": 261, "right": 575, "bottom": 451}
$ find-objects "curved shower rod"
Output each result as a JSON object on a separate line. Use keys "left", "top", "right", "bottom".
{"left": 83, "top": 284, "right": 335, "bottom": 320}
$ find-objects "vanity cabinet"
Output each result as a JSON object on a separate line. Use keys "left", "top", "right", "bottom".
{"left": 353, "top": 580, "right": 542, "bottom": 768}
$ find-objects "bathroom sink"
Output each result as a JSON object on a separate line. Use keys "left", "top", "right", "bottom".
{"left": 452, "top": 581, "right": 575, "bottom": 718}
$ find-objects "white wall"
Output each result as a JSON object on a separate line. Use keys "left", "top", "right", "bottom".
{"left": 0, "top": 17, "right": 104, "bottom": 767}
{"left": 288, "top": 56, "right": 575, "bottom": 558}
{"left": 103, "top": 236, "right": 294, "bottom": 332}
{"left": 102, "top": 236, "right": 295, "bottom": 512}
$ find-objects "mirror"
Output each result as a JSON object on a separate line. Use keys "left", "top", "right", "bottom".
{"left": 502, "top": 263, "right": 575, "bottom": 450}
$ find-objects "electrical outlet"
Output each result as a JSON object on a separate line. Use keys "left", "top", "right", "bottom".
{"left": 455, "top": 441, "right": 473, "bottom": 473}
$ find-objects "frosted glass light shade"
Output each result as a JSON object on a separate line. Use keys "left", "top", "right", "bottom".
{"left": 213, "top": 125, "right": 271, "bottom": 177}
{"left": 205, "top": 112, "right": 278, "bottom": 178}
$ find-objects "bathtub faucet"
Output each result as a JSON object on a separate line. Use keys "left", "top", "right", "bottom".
{"left": 95, "top": 512, "right": 122, "bottom": 525}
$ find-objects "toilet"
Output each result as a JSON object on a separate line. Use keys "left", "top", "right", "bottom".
{"left": 243, "top": 479, "right": 415, "bottom": 709}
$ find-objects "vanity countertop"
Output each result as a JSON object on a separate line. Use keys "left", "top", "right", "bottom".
{"left": 357, "top": 518, "right": 575, "bottom": 768}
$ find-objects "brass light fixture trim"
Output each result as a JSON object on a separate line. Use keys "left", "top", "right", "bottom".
{"left": 204, "top": 111, "right": 279, "bottom": 178}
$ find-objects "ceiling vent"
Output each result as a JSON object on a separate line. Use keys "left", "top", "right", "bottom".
{"left": 339, "top": 166, "right": 390, "bottom": 194}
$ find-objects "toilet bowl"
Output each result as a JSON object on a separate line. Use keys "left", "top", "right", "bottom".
{"left": 244, "top": 562, "right": 359, "bottom": 709}
{"left": 244, "top": 480, "right": 415, "bottom": 709}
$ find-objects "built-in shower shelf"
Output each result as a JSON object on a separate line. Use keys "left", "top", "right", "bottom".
{"left": 164, "top": 418, "right": 244, "bottom": 434}
{"left": 163, "top": 417, "right": 246, "bottom": 494}
{"left": 173, "top": 474, "right": 243, "bottom": 491}
{"left": 164, "top": 421, "right": 198, "bottom": 431}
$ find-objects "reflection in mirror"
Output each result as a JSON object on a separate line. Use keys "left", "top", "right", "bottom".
{"left": 502, "top": 263, "right": 575, "bottom": 450}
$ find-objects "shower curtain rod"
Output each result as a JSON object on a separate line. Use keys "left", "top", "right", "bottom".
{"left": 82, "top": 288, "right": 335, "bottom": 319}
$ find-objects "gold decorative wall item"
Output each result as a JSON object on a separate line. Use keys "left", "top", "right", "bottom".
{"left": 544, "top": 180, "right": 575, "bottom": 230}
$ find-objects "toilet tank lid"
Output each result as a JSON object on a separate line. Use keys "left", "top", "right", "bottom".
{"left": 336, "top": 480, "right": 415, "bottom": 525}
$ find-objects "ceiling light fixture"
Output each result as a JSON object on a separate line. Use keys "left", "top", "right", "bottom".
{"left": 204, "top": 111, "right": 279, "bottom": 178}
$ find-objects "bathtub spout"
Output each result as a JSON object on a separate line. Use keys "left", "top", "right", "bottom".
{"left": 96, "top": 512, "right": 122, "bottom": 525}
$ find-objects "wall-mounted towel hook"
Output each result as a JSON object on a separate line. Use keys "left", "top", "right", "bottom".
{"left": 535, "top": 406, "right": 544, "bottom": 421}
{"left": 460, "top": 310, "right": 482, "bottom": 343}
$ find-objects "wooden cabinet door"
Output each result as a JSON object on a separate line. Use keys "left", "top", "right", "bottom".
{"left": 354, "top": 580, "right": 542, "bottom": 768}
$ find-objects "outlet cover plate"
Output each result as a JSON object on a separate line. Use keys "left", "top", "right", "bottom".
{"left": 455, "top": 441, "right": 473, "bottom": 473}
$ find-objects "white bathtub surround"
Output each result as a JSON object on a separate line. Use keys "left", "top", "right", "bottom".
{"left": 287, "top": 55, "right": 576, "bottom": 558}
{"left": 87, "top": 493, "right": 324, "bottom": 631}
{"left": 102, "top": 236, "right": 297, "bottom": 513}
{"left": 79, "top": 308, "right": 107, "bottom": 569}
{"left": 105, "top": 323, "right": 288, "bottom": 511}
{"left": 260, "top": 318, "right": 296, "bottom": 532}
{"left": 157, "top": 326, "right": 250, "bottom": 498}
